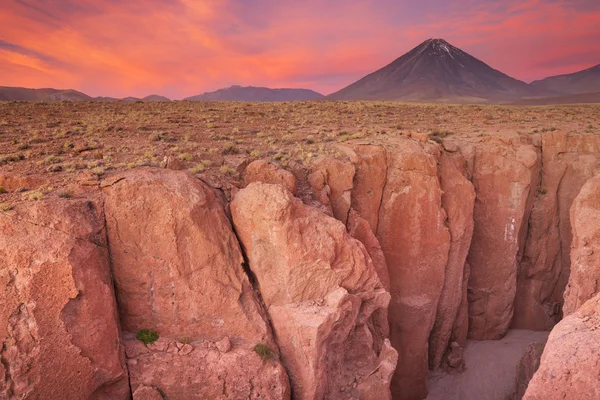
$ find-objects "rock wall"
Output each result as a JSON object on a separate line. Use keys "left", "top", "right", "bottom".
{"left": 459, "top": 137, "right": 540, "bottom": 340}
{"left": 231, "top": 182, "right": 397, "bottom": 400}
{"left": 0, "top": 199, "right": 129, "bottom": 400}
{"left": 514, "top": 132, "right": 600, "bottom": 330}
{"left": 523, "top": 293, "right": 600, "bottom": 400}
{"left": 2, "top": 130, "right": 599, "bottom": 400}
{"left": 563, "top": 174, "right": 600, "bottom": 315}
{"left": 102, "top": 169, "right": 290, "bottom": 399}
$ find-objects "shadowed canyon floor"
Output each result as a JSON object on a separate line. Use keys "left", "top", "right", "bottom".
{"left": 426, "top": 330, "right": 549, "bottom": 400}
{"left": 1, "top": 101, "right": 600, "bottom": 399}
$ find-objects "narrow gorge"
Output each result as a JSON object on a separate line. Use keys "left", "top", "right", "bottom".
{"left": 1, "top": 130, "right": 599, "bottom": 400}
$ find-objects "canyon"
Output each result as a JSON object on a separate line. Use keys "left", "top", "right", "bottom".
{"left": 1, "top": 101, "right": 600, "bottom": 399}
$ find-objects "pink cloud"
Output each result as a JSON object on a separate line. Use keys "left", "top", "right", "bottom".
{"left": 0, "top": 0, "right": 598, "bottom": 98}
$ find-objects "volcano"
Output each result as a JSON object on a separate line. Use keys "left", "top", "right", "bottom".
{"left": 327, "top": 38, "right": 542, "bottom": 102}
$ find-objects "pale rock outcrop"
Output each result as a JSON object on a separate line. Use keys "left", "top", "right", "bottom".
{"left": 563, "top": 174, "right": 600, "bottom": 315}
{"left": 429, "top": 152, "right": 475, "bottom": 370}
{"left": 0, "top": 199, "right": 129, "bottom": 400}
{"left": 523, "top": 293, "right": 600, "bottom": 400}
{"left": 461, "top": 139, "right": 540, "bottom": 339}
{"left": 102, "top": 168, "right": 290, "bottom": 399}
{"left": 514, "top": 132, "right": 600, "bottom": 329}
{"left": 244, "top": 159, "right": 298, "bottom": 195}
{"left": 231, "top": 182, "right": 397, "bottom": 400}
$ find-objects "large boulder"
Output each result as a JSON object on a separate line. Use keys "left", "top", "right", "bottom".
{"left": 563, "top": 174, "right": 600, "bottom": 315}
{"left": 514, "top": 132, "right": 600, "bottom": 329}
{"left": 0, "top": 199, "right": 129, "bottom": 400}
{"left": 102, "top": 168, "right": 290, "bottom": 399}
{"left": 523, "top": 293, "right": 600, "bottom": 400}
{"left": 231, "top": 182, "right": 397, "bottom": 400}
{"left": 462, "top": 139, "right": 540, "bottom": 339}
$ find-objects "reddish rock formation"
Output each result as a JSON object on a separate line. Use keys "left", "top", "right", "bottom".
{"left": 0, "top": 199, "right": 129, "bottom": 400}
{"left": 102, "top": 168, "right": 290, "bottom": 399}
{"left": 429, "top": 152, "right": 475, "bottom": 370}
{"left": 102, "top": 168, "right": 270, "bottom": 341}
{"left": 372, "top": 139, "right": 451, "bottom": 399}
{"left": 133, "top": 385, "right": 164, "bottom": 400}
{"left": 348, "top": 144, "right": 388, "bottom": 232}
{"left": 0, "top": 171, "right": 47, "bottom": 192}
{"left": 125, "top": 336, "right": 290, "bottom": 400}
{"left": 308, "top": 157, "right": 355, "bottom": 223}
{"left": 514, "top": 341, "right": 545, "bottom": 400}
{"left": 244, "top": 159, "right": 298, "bottom": 195}
{"left": 231, "top": 182, "right": 397, "bottom": 400}
{"left": 563, "top": 174, "right": 600, "bottom": 315}
{"left": 462, "top": 139, "right": 540, "bottom": 339}
{"left": 514, "top": 132, "right": 600, "bottom": 330}
{"left": 523, "top": 293, "right": 600, "bottom": 400}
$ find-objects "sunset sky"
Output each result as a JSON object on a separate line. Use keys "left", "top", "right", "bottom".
{"left": 1, "top": 0, "right": 599, "bottom": 99}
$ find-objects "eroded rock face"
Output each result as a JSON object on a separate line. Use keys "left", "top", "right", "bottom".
{"left": 563, "top": 174, "right": 600, "bottom": 315}
{"left": 514, "top": 342, "right": 545, "bottom": 400}
{"left": 373, "top": 140, "right": 451, "bottom": 399}
{"left": 0, "top": 199, "right": 129, "bottom": 400}
{"left": 231, "top": 182, "right": 397, "bottom": 400}
{"left": 429, "top": 152, "right": 475, "bottom": 370}
{"left": 308, "top": 157, "right": 355, "bottom": 224}
{"left": 102, "top": 168, "right": 269, "bottom": 341}
{"left": 125, "top": 336, "right": 290, "bottom": 400}
{"left": 462, "top": 139, "right": 540, "bottom": 339}
{"left": 523, "top": 293, "right": 600, "bottom": 400}
{"left": 102, "top": 168, "right": 289, "bottom": 399}
{"left": 514, "top": 132, "right": 600, "bottom": 330}
{"left": 244, "top": 160, "right": 298, "bottom": 195}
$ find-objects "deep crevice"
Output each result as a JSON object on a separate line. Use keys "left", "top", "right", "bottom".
{"left": 100, "top": 195, "right": 134, "bottom": 399}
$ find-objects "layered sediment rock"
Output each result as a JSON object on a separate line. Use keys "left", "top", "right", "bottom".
{"left": 523, "top": 293, "right": 600, "bottom": 400}
{"left": 514, "top": 132, "right": 600, "bottom": 329}
{"left": 0, "top": 199, "right": 129, "bottom": 400}
{"left": 563, "top": 174, "right": 600, "bottom": 315}
{"left": 102, "top": 169, "right": 290, "bottom": 399}
{"left": 231, "top": 182, "right": 397, "bottom": 400}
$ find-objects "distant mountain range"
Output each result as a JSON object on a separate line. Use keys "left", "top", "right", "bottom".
{"left": 0, "top": 87, "right": 171, "bottom": 102}
{"left": 1, "top": 40, "right": 599, "bottom": 104}
{"left": 530, "top": 64, "right": 600, "bottom": 95}
{"left": 184, "top": 85, "right": 324, "bottom": 101}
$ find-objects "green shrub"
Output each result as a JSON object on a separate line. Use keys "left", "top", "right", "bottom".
{"left": 253, "top": 343, "right": 273, "bottom": 360}
{"left": 136, "top": 329, "right": 159, "bottom": 345}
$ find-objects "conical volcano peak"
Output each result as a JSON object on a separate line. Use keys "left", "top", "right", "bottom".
{"left": 328, "top": 37, "right": 537, "bottom": 102}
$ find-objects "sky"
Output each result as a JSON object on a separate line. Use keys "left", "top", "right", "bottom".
{"left": 1, "top": 0, "right": 599, "bottom": 99}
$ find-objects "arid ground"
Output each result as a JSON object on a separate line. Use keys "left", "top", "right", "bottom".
{"left": 1, "top": 101, "right": 598, "bottom": 206}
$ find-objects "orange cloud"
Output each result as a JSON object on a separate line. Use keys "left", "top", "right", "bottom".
{"left": 0, "top": 0, "right": 598, "bottom": 98}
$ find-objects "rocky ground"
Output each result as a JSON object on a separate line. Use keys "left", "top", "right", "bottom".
{"left": 1, "top": 101, "right": 599, "bottom": 400}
